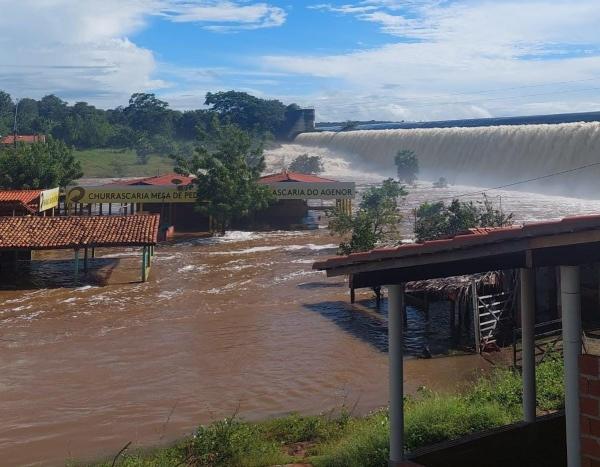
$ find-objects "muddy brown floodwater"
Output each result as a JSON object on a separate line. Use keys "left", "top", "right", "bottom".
{"left": 0, "top": 229, "right": 487, "bottom": 466}
{"left": 2, "top": 183, "right": 600, "bottom": 466}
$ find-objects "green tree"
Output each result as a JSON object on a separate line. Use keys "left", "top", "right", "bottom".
{"left": 124, "top": 93, "right": 174, "bottom": 137}
{"left": 133, "top": 133, "right": 153, "bottom": 165}
{"left": 15, "top": 98, "right": 39, "bottom": 134}
{"left": 172, "top": 123, "right": 273, "bottom": 234}
{"left": 329, "top": 179, "right": 407, "bottom": 255}
{"left": 395, "top": 149, "right": 419, "bottom": 185}
{"left": 0, "top": 91, "right": 13, "bottom": 136}
{"left": 288, "top": 154, "right": 324, "bottom": 174}
{"left": 205, "top": 91, "right": 288, "bottom": 136}
{"left": 0, "top": 138, "right": 83, "bottom": 189}
{"left": 415, "top": 196, "right": 513, "bottom": 242}
{"left": 432, "top": 177, "right": 448, "bottom": 188}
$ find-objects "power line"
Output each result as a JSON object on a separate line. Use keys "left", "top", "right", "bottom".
{"left": 431, "top": 160, "right": 600, "bottom": 202}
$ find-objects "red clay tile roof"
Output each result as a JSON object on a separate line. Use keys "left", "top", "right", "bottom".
{"left": 104, "top": 173, "right": 194, "bottom": 187}
{"left": 259, "top": 171, "right": 335, "bottom": 184}
{"left": 0, "top": 215, "right": 159, "bottom": 250}
{"left": 0, "top": 190, "right": 42, "bottom": 205}
{"left": 0, "top": 135, "right": 46, "bottom": 144}
{"left": 314, "top": 214, "right": 600, "bottom": 271}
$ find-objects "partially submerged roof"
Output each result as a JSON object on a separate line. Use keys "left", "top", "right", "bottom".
{"left": 0, "top": 215, "right": 159, "bottom": 250}
{"left": 0, "top": 135, "right": 46, "bottom": 145}
{"left": 0, "top": 189, "right": 43, "bottom": 213}
{"left": 0, "top": 190, "right": 42, "bottom": 205}
{"left": 314, "top": 215, "right": 600, "bottom": 288}
{"left": 259, "top": 171, "right": 335, "bottom": 184}
{"left": 104, "top": 173, "right": 194, "bottom": 187}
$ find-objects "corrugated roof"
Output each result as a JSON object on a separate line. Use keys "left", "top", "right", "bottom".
{"left": 314, "top": 214, "right": 600, "bottom": 272}
{"left": 259, "top": 171, "right": 335, "bottom": 184}
{"left": 0, "top": 215, "right": 159, "bottom": 250}
{"left": 104, "top": 173, "right": 194, "bottom": 187}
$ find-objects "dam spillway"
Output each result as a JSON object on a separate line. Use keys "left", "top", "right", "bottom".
{"left": 294, "top": 122, "right": 600, "bottom": 197}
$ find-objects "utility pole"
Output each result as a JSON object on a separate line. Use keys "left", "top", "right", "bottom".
{"left": 12, "top": 98, "right": 20, "bottom": 149}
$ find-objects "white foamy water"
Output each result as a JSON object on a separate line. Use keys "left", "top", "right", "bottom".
{"left": 284, "top": 244, "right": 338, "bottom": 251}
{"left": 292, "top": 122, "right": 600, "bottom": 197}
{"left": 177, "top": 265, "right": 207, "bottom": 273}
{"left": 265, "top": 143, "right": 385, "bottom": 183}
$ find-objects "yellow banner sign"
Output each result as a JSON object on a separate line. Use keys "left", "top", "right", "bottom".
{"left": 39, "top": 187, "right": 60, "bottom": 211}
{"left": 266, "top": 182, "right": 355, "bottom": 200}
{"left": 66, "top": 185, "right": 197, "bottom": 204}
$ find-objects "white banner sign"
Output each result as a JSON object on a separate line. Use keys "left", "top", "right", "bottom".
{"left": 266, "top": 182, "right": 355, "bottom": 200}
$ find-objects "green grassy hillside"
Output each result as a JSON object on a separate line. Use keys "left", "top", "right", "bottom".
{"left": 75, "top": 149, "right": 175, "bottom": 178}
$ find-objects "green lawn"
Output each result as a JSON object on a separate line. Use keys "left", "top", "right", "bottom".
{"left": 75, "top": 149, "right": 175, "bottom": 178}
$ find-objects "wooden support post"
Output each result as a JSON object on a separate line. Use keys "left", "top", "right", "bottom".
{"left": 472, "top": 279, "right": 481, "bottom": 353}
{"left": 91, "top": 247, "right": 95, "bottom": 259}
{"left": 350, "top": 287, "right": 355, "bottom": 304}
{"left": 99, "top": 203, "right": 103, "bottom": 216}
{"left": 88, "top": 204, "right": 92, "bottom": 216}
{"left": 83, "top": 247, "right": 89, "bottom": 272}
{"left": 108, "top": 203, "right": 112, "bottom": 215}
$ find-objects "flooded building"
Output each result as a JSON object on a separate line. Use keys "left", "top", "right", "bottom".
{"left": 0, "top": 188, "right": 59, "bottom": 216}
{"left": 315, "top": 214, "right": 600, "bottom": 467}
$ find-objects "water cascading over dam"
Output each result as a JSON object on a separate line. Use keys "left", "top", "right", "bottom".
{"left": 295, "top": 122, "right": 600, "bottom": 197}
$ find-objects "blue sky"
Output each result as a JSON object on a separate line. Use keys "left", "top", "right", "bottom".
{"left": 1, "top": 1, "right": 600, "bottom": 121}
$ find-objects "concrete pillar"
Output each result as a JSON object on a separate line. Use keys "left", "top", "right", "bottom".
{"left": 561, "top": 265, "right": 582, "bottom": 467}
{"left": 387, "top": 284, "right": 405, "bottom": 465}
{"left": 520, "top": 267, "right": 536, "bottom": 423}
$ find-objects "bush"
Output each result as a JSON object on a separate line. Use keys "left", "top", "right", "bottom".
{"left": 185, "top": 418, "right": 288, "bottom": 466}
{"left": 260, "top": 411, "right": 349, "bottom": 445}
{"left": 404, "top": 394, "right": 511, "bottom": 450}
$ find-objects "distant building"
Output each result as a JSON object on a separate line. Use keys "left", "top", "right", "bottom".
{"left": 0, "top": 134, "right": 46, "bottom": 145}
{"left": 285, "top": 108, "right": 316, "bottom": 139}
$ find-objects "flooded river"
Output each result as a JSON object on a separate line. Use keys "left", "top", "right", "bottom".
{"left": 2, "top": 182, "right": 600, "bottom": 465}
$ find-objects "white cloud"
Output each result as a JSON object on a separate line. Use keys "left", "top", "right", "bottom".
{"left": 0, "top": 0, "right": 286, "bottom": 107}
{"left": 162, "top": 1, "right": 286, "bottom": 30}
{"left": 263, "top": 0, "right": 600, "bottom": 120}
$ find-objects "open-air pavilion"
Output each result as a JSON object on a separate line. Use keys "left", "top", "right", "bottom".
{"left": 0, "top": 214, "right": 159, "bottom": 283}
{"left": 314, "top": 214, "right": 600, "bottom": 467}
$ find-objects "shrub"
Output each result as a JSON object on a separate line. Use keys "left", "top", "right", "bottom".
{"left": 181, "top": 417, "right": 289, "bottom": 466}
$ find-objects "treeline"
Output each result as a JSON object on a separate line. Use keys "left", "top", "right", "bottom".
{"left": 0, "top": 90, "right": 303, "bottom": 151}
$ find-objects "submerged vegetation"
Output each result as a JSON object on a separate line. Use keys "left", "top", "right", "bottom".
{"left": 329, "top": 178, "right": 407, "bottom": 255}
{"left": 88, "top": 356, "right": 563, "bottom": 467}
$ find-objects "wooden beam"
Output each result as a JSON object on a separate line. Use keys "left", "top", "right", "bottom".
{"left": 350, "top": 252, "right": 526, "bottom": 288}
{"left": 324, "top": 238, "right": 531, "bottom": 277}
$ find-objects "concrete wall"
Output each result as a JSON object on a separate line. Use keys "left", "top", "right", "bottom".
{"left": 580, "top": 353, "right": 600, "bottom": 466}
{"left": 286, "top": 109, "right": 316, "bottom": 139}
